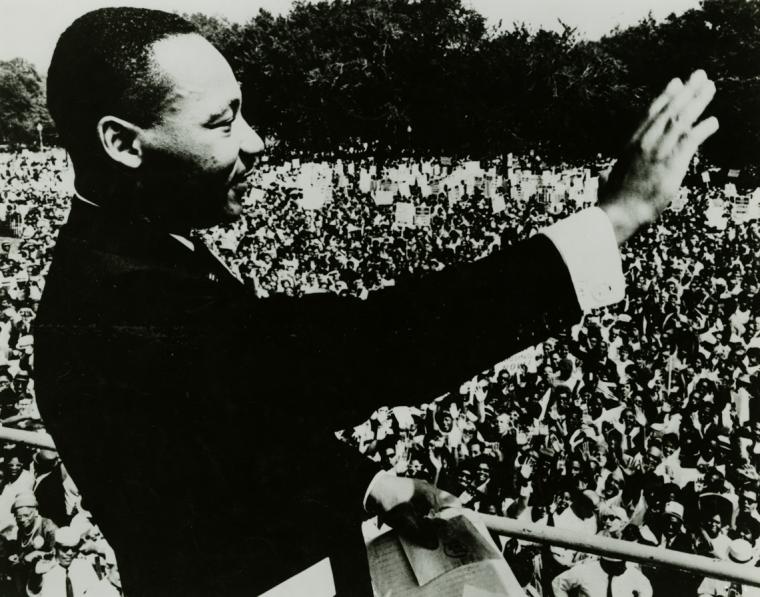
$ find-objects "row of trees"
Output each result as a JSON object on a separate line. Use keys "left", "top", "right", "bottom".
{"left": 1, "top": 0, "right": 759, "bottom": 165}
{"left": 0, "top": 58, "right": 52, "bottom": 148}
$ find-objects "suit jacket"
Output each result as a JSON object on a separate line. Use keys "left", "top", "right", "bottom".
{"left": 33, "top": 465, "right": 68, "bottom": 528}
{"left": 34, "top": 200, "right": 581, "bottom": 596}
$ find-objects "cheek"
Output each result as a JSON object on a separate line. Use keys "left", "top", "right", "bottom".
{"left": 161, "top": 127, "right": 239, "bottom": 175}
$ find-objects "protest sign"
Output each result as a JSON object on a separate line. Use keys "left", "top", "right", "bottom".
{"left": 395, "top": 202, "right": 415, "bottom": 227}
{"left": 415, "top": 206, "right": 431, "bottom": 227}
{"left": 491, "top": 195, "right": 506, "bottom": 214}
{"left": 373, "top": 190, "right": 394, "bottom": 206}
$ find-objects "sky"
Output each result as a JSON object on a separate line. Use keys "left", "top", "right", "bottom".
{"left": 0, "top": 0, "right": 702, "bottom": 71}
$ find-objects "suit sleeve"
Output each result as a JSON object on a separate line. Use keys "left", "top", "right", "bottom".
{"left": 251, "top": 233, "right": 583, "bottom": 428}
{"left": 101, "top": 208, "right": 622, "bottom": 513}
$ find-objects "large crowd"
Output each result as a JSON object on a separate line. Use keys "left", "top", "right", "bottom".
{"left": 0, "top": 150, "right": 120, "bottom": 596}
{"left": 1, "top": 147, "right": 760, "bottom": 595}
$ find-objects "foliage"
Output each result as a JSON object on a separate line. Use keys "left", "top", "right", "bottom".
{"left": 2, "top": 0, "right": 760, "bottom": 164}
{"left": 0, "top": 58, "right": 52, "bottom": 146}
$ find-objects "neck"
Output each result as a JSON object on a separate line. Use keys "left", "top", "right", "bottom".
{"left": 74, "top": 175, "right": 193, "bottom": 237}
{"left": 599, "top": 558, "right": 627, "bottom": 577}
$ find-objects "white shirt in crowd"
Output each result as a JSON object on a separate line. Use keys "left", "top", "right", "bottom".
{"left": 552, "top": 559, "right": 653, "bottom": 597}
{"left": 29, "top": 558, "right": 120, "bottom": 597}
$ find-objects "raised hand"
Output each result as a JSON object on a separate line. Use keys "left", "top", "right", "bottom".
{"left": 600, "top": 70, "right": 719, "bottom": 244}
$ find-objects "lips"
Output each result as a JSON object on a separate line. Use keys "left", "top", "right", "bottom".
{"left": 229, "top": 167, "right": 256, "bottom": 195}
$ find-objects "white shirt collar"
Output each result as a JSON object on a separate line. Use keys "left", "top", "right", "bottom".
{"left": 169, "top": 234, "right": 195, "bottom": 252}
{"left": 74, "top": 191, "right": 99, "bottom": 208}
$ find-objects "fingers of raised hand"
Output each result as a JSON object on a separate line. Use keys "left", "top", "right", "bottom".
{"left": 678, "top": 116, "right": 720, "bottom": 159}
{"left": 641, "top": 70, "right": 715, "bottom": 157}
{"left": 659, "top": 79, "right": 717, "bottom": 158}
{"left": 633, "top": 77, "right": 683, "bottom": 141}
{"left": 649, "top": 77, "right": 684, "bottom": 118}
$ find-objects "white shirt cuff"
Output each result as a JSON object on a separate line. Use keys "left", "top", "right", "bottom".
{"left": 541, "top": 207, "right": 625, "bottom": 311}
{"left": 363, "top": 470, "right": 393, "bottom": 512}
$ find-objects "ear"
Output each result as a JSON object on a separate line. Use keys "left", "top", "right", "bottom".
{"left": 96, "top": 116, "right": 143, "bottom": 169}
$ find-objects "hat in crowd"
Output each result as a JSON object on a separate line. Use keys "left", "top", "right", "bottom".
{"left": 34, "top": 449, "right": 59, "bottom": 465}
{"left": 54, "top": 526, "right": 81, "bottom": 548}
{"left": 728, "top": 539, "right": 754, "bottom": 564}
{"left": 12, "top": 492, "right": 38, "bottom": 511}
{"left": 664, "top": 501, "right": 684, "bottom": 521}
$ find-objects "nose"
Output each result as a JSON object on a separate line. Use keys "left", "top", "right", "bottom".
{"left": 237, "top": 116, "right": 265, "bottom": 163}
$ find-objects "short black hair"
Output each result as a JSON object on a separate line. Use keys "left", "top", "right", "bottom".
{"left": 47, "top": 7, "right": 198, "bottom": 163}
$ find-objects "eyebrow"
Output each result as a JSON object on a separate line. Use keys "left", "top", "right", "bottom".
{"left": 205, "top": 97, "right": 241, "bottom": 126}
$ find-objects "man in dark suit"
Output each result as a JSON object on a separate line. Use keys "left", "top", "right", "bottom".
{"left": 33, "top": 7, "right": 718, "bottom": 597}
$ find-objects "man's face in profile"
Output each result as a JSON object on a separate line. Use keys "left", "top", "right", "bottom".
{"left": 136, "top": 34, "right": 264, "bottom": 229}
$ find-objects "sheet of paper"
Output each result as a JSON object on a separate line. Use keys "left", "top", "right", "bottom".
{"left": 399, "top": 515, "right": 501, "bottom": 586}
{"left": 260, "top": 557, "right": 335, "bottom": 597}
{"left": 463, "top": 585, "right": 509, "bottom": 597}
{"left": 365, "top": 512, "right": 525, "bottom": 597}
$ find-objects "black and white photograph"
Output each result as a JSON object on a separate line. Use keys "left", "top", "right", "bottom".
{"left": 1, "top": 0, "right": 759, "bottom": 595}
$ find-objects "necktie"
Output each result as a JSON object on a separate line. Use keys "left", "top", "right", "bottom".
{"left": 65, "top": 568, "right": 74, "bottom": 597}
{"left": 600, "top": 558, "right": 626, "bottom": 597}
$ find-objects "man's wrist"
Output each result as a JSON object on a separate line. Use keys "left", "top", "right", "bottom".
{"left": 599, "top": 195, "right": 653, "bottom": 246}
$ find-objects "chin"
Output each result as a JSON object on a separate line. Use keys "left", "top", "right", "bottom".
{"left": 197, "top": 194, "right": 243, "bottom": 228}
{"left": 222, "top": 191, "right": 244, "bottom": 219}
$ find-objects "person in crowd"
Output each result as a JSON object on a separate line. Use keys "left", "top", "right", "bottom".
{"left": 9, "top": 492, "right": 56, "bottom": 597}
{"left": 552, "top": 555, "right": 653, "bottom": 597}
{"left": 697, "top": 539, "right": 760, "bottom": 597}
{"left": 27, "top": 526, "right": 120, "bottom": 597}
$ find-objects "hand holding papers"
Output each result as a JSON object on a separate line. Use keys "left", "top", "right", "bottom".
{"left": 365, "top": 509, "right": 525, "bottom": 597}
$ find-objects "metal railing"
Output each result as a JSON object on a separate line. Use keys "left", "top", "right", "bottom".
{"left": 474, "top": 511, "right": 760, "bottom": 588}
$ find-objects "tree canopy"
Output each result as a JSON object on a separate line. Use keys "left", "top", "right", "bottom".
{"left": 2, "top": 0, "right": 759, "bottom": 165}
{"left": 0, "top": 58, "right": 51, "bottom": 147}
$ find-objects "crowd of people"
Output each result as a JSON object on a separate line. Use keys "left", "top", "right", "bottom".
{"left": 1, "top": 147, "right": 760, "bottom": 595}
{"left": 0, "top": 150, "right": 120, "bottom": 597}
